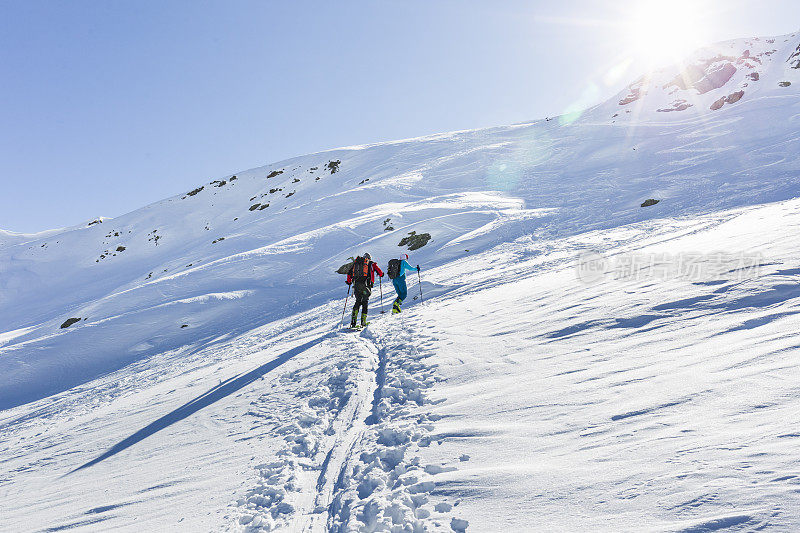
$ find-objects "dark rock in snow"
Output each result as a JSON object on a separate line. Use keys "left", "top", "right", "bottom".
{"left": 88, "top": 219, "right": 102, "bottom": 226}
{"left": 726, "top": 90, "right": 744, "bottom": 104}
{"left": 267, "top": 170, "right": 284, "bottom": 179}
{"left": 710, "top": 90, "right": 745, "bottom": 111}
{"left": 693, "top": 62, "right": 737, "bottom": 94}
{"left": 186, "top": 186, "right": 204, "bottom": 197}
{"left": 327, "top": 160, "right": 341, "bottom": 174}
{"left": 779, "top": 81, "right": 792, "bottom": 87}
{"left": 249, "top": 203, "right": 261, "bottom": 211}
{"left": 664, "top": 56, "right": 737, "bottom": 93}
{"left": 789, "top": 44, "right": 800, "bottom": 68}
{"left": 399, "top": 231, "right": 432, "bottom": 251}
{"left": 450, "top": 517, "right": 469, "bottom": 533}
{"left": 60, "top": 318, "right": 81, "bottom": 329}
{"left": 619, "top": 88, "right": 641, "bottom": 106}
{"left": 116, "top": 246, "right": 126, "bottom": 252}
{"left": 657, "top": 100, "right": 692, "bottom": 113}
{"left": 619, "top": 79, "right": 645, "bottom": 105}
{"left": 641, "top": 199, "right": 660, "bottom": 207}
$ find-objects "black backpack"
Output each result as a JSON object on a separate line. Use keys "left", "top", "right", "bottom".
{"left": 352, "top": 256, "right": 370, "bottom": 281}
{"left": 387, "top": 258, "right": 401, "bottom": 279}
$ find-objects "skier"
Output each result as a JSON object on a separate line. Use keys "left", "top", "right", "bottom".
{"left": 386, "top": 253, "right": 420, "bottom": 314}
{"left": 346, "top": 253, "right": 384, "bottom": 328}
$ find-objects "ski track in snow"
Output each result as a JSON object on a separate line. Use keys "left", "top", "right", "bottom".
{"left": 229, "top": 317, "right": 472, "bottom": 532}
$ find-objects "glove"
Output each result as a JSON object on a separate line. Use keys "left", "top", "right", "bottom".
{"left": 416, "top": 265, "right": 420, "bottom": 271}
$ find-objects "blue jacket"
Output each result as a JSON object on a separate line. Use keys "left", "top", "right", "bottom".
{"left": 396, "top": 259, "right": 417, "bottom": 279}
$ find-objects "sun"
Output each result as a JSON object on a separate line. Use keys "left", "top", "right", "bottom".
{"left": 626, "top": 0, "right": 713, "bottom": 68}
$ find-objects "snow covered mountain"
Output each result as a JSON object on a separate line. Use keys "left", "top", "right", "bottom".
{"left": 608, "top": 35, "right": 800, "bottom": 116}
{"left": 2, "top": 34, "right": 800, "bottom": 532}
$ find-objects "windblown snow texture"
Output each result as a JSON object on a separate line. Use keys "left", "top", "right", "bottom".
{"left": 2, "top": 34, "right": 800, "bottom": 532}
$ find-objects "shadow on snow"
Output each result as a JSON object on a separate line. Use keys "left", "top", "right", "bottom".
{"left": 66, "top": 332, "right": 335, "bottom": 475}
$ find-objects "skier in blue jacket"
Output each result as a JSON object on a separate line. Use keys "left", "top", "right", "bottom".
{"left": 388, "top": 253, "right": 420, "bottom": 314}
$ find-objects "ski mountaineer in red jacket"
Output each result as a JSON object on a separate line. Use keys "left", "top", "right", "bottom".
{"left": 346, "top": 253, "right": 384, "bottom": 328}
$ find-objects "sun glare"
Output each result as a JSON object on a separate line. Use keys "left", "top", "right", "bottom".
{"left": 627, "top": 0, "right": 712, "bottom": 68}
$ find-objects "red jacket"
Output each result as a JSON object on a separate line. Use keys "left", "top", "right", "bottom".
{"left": 346, "top": 260, "right": 384, "bottom": 285}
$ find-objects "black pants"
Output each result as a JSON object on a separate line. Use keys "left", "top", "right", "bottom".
{"left": 351, "top": 281, "right": 372, "bottom": 324}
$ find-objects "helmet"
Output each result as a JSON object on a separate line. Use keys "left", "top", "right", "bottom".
{"left": 363, "top": 252, "right": 371, "bottom": 260}
{"left": 403, "top": 253, "right": 409, "bottom": 260}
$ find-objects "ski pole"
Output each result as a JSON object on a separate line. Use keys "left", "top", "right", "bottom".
{"left": 417, "top": 269, "right": 423, "bottom": 303}
{"left": 379, "top": 276, "right": 385, "bottom": 313}
{"left": 340, "top": 284, "right": 351, "bottom": 328}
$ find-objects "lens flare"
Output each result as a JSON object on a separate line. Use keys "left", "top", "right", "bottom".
{"left": 626, "top": 0, "right": 712, "bottom": 68}
{"left": 485, "top": 130, "right": 555, "bottom": 191}
{"left": 559, "top": 82, "right": 600, "bottom": 126}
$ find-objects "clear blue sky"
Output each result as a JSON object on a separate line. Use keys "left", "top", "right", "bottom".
{"left": 1, "top": 0, "right": 796, "bottom": 232}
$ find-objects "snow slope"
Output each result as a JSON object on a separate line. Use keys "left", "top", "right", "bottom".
{"left": 2, "top": 34, "right": 800, "bottom": 532}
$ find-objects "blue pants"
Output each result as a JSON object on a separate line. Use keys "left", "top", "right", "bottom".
{"left": 393, "top": 276, "right": 408, "bottom": 303}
